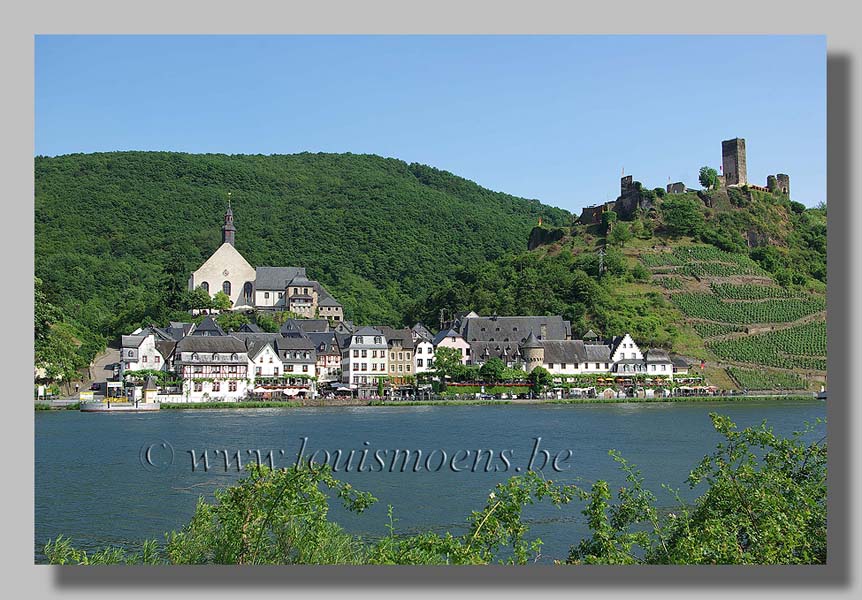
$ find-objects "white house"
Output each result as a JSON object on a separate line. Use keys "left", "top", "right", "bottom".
{"left": 341, "top": 326, "right": 388, "bottom": 397}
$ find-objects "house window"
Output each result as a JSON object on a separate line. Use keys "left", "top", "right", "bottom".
{"left": 194, "top": 382, "right": 202, "bottom": 392}
{"left": 374, "top": 337, "right": 382, "bottom": 344}
{"left": 213, "top": 381, "right": 221, "bottom": 392}
{"left": 362, "top": 350, "right": 367, "bottom": 358}
{"left": 406, "top": 352, "right": 411, "bottom": 360}
{"left": 274, "top": 367, "right": 280, "bottom": 376}
{"left": 390, "top": 364, "right": 395, "bottom": 372}
{"left": 356, "top": 336, "right": 363, "bottom": 344}
{"left": 398, "top": 352, "right": 403, "bottom": 361}
{"left": 201, "top": 282, "right": 209, "bottom": 293}
{"left": 278, "top": 292, "right": 283, "bottom": 298}
{"left": 223, "top": 281, "right": 231, "bottom": 296}
{"left": 428, "top": 359, "right": 433, "bottom": 367}
{"left": 228, "top": 381, "right": 237, "bottom": 392}
{"left": 142, "top": 356, "right": 148, "bottom": 363}
{"left": 286, "top": 365, "right": 294, "bottom": 372}
{"left": 264, "top": 292, "right": 270, "bottom": 299}
{"left": 212, "top": 366, "right": 221, "bottom": 373}
{"left": 661, "top": 365, "right": 666, "bottom": 371}
{"left": 561, "top": 363, "right": 567, "bottom": 370}
{"left": 398, "top": 365, "right": 403, "bottom": 372}
{"left": 212, "top": 353, "right": 219, "bottom": 361}
{"left": 303, "top": 287, "right": 308, "bottom": 294}
{"left": 417, "top": 359, "right": 423, "bottom": 367}
{"left": 302, "top": 365, "right": 308, "bottom": 373}
{"left": 406, "top": 365, "right": 411, "bottom": 372}
{"left": 353, "top": 349, "right": 359, "bottom": 358}
{"left": 255, "top": 367, "right": 262, "bottom": 376}
{"left": 362, "top": 363, "right": 367, "bottom": 371}
{"left": 194, "top": 366, "right": 203, "bottom": 374}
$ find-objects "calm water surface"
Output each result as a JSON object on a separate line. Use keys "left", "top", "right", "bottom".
{"left": 35, "top": 399, "right": 825, "bottom": 563}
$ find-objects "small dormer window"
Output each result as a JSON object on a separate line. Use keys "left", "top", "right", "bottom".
{"left": 191, "top": 353, "right": 199, "bottom": 360}
{"left": 231, "top": 353, "right": 238, "bottom": 360}
{"left": 356, "top": 336, "right": 363, "bottom": 344}
{"left": 374, "top": 336, "right": 381, "bottom": 344}
{"left": 513, "top": 327, "right": 518, "bottom": 331}
{"left": 212, "top": 353, "right": 219, "bottom": 361}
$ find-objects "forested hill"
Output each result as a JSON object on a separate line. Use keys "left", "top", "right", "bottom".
{"left": 35, "top": 151, "right": 570, "bottom": 340}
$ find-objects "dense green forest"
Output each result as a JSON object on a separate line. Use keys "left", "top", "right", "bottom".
{"left": 35, "top": 151, "right": 569, "bottom": 372}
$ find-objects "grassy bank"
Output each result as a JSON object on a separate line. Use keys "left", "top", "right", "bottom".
{"left": 160, "top": 401, "right": 302, "bottom": 410}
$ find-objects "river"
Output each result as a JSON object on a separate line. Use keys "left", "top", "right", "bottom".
{"left": 34, "top": 398, "right": 825, "bottom": 563}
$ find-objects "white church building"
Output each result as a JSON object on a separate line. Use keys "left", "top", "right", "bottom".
{"left": 188, "top": 202, "right": 344, "bottom": 320}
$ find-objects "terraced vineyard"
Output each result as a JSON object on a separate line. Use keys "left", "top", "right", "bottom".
{"left": 707, "top": 321, "right": 827, "bottom": 371}
{"left": 692, "top": 322, "right": 743, "bottom": 338}
{"left": 726, "top": 367, "right": 806, "bottom": 390}
{"left": 656, "top": 277, "right": 684, "bottom": 290}
{"left": 671, "top": 294, "right": 826, "bottom": 324}
{"left": 641, "top": 245, "right": 770, "bottom": 277}
{"left": 709, "top": 282, "right": 801, "bottom": 299}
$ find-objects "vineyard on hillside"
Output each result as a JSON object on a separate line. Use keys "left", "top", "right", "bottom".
{"left": 640, "top": 245, "right": 827, "bottom": 390}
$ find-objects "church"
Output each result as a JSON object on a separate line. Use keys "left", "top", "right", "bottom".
{"left": 187, "top": 203, "right": 344, "bottom": 321}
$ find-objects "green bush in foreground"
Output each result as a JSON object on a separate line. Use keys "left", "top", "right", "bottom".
{"left": 45, "top": 414, "right": 826, "bottom": 565}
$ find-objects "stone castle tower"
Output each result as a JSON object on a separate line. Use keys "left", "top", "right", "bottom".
{"left": 721, "top": 137, "right": 747, "bottom": 186}
{"left": 222, "top": 203, "right": 236, "bottom": 246}
{"left": 520, "top": 331, "right": 545, "bottom": 373}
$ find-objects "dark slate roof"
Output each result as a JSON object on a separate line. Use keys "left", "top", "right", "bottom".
{"left": 191, "top": 316, "right": 226, "bottom": 336}
{"left": 377, "top": 326, "right": 415, "bottom": 350}
{"left": 231, "top": 332, "right": 280, "bottom": 358}
{"left": 645, "top": 349, "right": 672, "bottom": 363}
{"left": 671, "top": 355, "right": 691, "bottom": 368}
{"left": 255, "top": 266, "right": 306, "bottom": 290}
{"left": 144, "top": 375, "right": 158, "bottom": 390}
{"left": 583, "top": 329, "right": 599, "bottom": 339}
{"left": 288, "top": 294, "right": 314, "bottom": 301}
{"left": 334, "top": 331, "right": 352, "bottom": 349}
{"left": 460, "top": 316, "right": 571, "bottom": 343}
{"left": 121, "top": 335, "right": 146, "bottom": 348}
{"left": 238, "top": 323, "right": 263, "bottom": 333}
{"left": 318, "top": 295, "right": 342, "bottom": 307}
{"left": 154, "top": 340, "right": 177, "bottom": 360}
{"left": 176, "top": 335, "right": 247, "bottom": 353}
{"left": 469, "top": 341, "right": 523, "bottom": 362}
{"left": 354, "top": 326, "right": 384, "bottom": 337}
{"left": 521, "top": 331, "right": 542, "bottom": 349}
{"left": 412, "top": 323, "right": 434, "bottom": 342}
{"left": 432, "top": 328, "right": 462, "bottom": 346}
{"left": 584, "top": 344, "right": 612, "bottom": 362}
{"left": 305, "top": 332, "right": 341, "bottom": 355}
{"left": 541, "top": 340, "right": 587, "bottom": 365}
{"left": 280, "top": 319, "right": 329, "bottom": 335}
{"left": 275, "top": 336, "right": 316, "bottom": 363}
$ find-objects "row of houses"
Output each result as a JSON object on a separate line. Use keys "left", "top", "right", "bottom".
{"left": 120, "top": 311, "right": 692, "bottom": 402}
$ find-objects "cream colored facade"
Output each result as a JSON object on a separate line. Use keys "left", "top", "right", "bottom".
{"left": 188, "top": 243, "right": 257, "bottom": 308}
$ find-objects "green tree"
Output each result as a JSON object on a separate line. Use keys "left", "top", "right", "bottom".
{"left": 608, "top": 222, "right": 632, "bottom": 247}
{"left": 478, "top": 357, "right": 505, "bottom": 383}
{"left": 660, "top": 196, "right": 705, "bottom": 237}
{"left": 212, "top": 291, "right": 233, "bottom": 311}
{"left": 528, "top": 366, "right": 552, "bottom": 395}
{"left": 433, "top": 347, "right": 463, "bottom": 381}
{"left": 377, "top": 377, "right": 385, "bottom": 397}
{"left": 698, "top": 166, "right": 720, "bottom": 190}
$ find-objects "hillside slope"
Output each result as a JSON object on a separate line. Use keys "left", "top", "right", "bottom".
{"left": 408, "top": 186, "right": 827, "bottom": 390}
{"left": 35, "top": 151, "right": 570, "bottom": 338}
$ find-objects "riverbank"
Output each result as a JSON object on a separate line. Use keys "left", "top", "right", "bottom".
{"left": 127, "top": 394, "right": 815, "bottom": 410}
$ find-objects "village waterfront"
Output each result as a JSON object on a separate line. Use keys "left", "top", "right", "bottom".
{"left": 35, "top": 397, "right": 825, "bottom": 564}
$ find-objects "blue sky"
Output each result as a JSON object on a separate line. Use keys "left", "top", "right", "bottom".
{"left": 35, "top": 35, "right": 826, "bottom": 212}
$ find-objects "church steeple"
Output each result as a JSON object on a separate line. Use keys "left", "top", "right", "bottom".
{"left": 222, "top": 192, "right": 236, "bottom": 246}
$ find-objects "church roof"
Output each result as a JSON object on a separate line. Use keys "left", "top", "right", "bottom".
{"left": 255, "top": 266, "right": 306, "bottom": 290}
